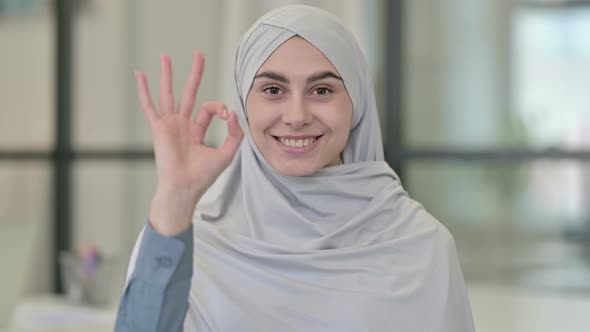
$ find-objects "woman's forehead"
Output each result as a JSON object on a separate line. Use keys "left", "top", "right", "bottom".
{"left": 255, "top": 36, "right": 341, "bottom": 78}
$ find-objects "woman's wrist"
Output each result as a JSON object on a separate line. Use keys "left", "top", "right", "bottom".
{"left": 149, "top": 187, "right": 201, "bottom": 236}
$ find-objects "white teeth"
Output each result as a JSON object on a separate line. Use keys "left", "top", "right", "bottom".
{"left": 279, "top": 137, "right": 316, "bottom": 147}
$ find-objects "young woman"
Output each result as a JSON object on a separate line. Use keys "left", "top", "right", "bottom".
{"left": 115, "top": 5, "right": 474, "bottom": 331}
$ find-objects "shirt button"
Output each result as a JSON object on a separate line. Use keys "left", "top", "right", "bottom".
{"left": 156, "top": 256, "right": 173, "bottom": 268}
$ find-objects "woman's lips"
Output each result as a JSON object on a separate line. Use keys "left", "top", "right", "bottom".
{"left": 273, "top": 135, "right": 322, "bottom": 153}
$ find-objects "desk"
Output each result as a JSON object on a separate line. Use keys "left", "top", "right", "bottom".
{"left": 469, "top": 283, "right": 590, "bottom": 331}
{"left": 5, "top": 286, "right": 590, "bottom": 331}
{"left": 2, "top": 295, "right": 116, "bottom": 332}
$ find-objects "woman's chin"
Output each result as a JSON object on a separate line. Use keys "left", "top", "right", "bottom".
{"left": 271, "top": 161, "right": 320, "bottom": 177}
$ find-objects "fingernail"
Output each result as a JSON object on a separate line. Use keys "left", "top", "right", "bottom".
{"left": 222, "top": 108, "right": 228, "bottom": 118}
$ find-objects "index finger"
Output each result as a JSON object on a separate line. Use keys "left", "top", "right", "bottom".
{"left": 178, "top": 50, "right": 205, "bottom": 118}
{"left": 192, "top": 101, "right": 227, "bottom": 144}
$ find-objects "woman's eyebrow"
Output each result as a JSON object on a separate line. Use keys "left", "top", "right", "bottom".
{"left": 254, "top": 71, "right": 289, "bottom": 83}
{"left": 307, "top": 71, "right": 342, "bottom": 83}
{"left": 253, "top": 70, "right": 343, "bottom": 84}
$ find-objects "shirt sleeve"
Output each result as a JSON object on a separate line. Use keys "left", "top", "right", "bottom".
{"left": 115, "top": 221, "right": 193, "bottom": 332}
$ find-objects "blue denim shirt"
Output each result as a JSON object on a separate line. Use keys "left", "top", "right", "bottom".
{"left": 115, "top": 222, "right": 193, "bottom": 331}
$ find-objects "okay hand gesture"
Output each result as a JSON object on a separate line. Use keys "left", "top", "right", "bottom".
{"left": 135, "top": 51, "right": 243, "bottom": 236}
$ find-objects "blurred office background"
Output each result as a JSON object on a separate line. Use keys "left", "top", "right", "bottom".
{"left": 1, "top": 0, "right": 590, "bottom": 331}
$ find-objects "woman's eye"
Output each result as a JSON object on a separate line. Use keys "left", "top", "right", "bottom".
{"left": 263, "top": 86, "right": 281, "bottom": 95}
{"left": 313, "top": 87, "right": 331, "bottom": 95}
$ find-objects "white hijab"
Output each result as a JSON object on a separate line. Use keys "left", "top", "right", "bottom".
{"left": 128, "top": 5, "right": 474, "bottom": 331}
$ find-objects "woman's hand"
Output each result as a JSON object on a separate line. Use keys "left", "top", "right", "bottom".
{"left": 135, "top": 51, "right": 244, "bottom": 236}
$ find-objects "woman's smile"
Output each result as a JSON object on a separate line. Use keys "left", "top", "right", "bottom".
{"left": 272, "top": 134, "right": 323, "bottom": 153}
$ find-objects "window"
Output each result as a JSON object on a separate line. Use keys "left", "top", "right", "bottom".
{"left": 386, "top": 0, "right": 590, "bottom": 292}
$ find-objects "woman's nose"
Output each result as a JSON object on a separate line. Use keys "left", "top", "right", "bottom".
{"left": 281, "top": 98, "right": 313, "bottom": 129}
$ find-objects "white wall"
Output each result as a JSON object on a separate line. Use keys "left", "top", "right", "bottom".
{"left": 71, "top": 0, "right": 225, "bottom": 300}
{"left": 0, "top": 5, "right": 55, "bottom": 295}
{"left": 1, "top": 0, "right": 383, "bottom": 297}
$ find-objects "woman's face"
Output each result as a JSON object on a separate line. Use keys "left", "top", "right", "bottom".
{"left": 246, "top": 36, "right": 353, "bottom": 176}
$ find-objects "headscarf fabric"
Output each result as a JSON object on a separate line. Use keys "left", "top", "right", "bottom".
{"left": 128, "top": 5, "right": 474, "bottom": 331}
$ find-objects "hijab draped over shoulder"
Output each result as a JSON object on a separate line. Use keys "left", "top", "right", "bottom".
{"left": 134, "top": 5, "right": 474, "bottom": 331}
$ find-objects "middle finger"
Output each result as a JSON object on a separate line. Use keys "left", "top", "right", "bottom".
{"left": 179, "top": 51, "right": 205, "bottom": 118}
